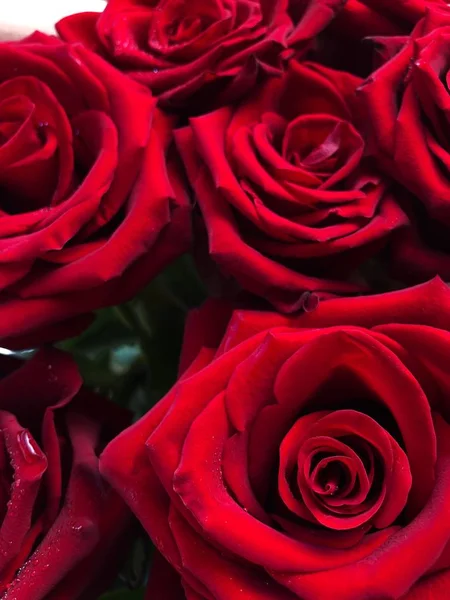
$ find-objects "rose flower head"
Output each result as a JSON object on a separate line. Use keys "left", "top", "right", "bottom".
{"left": 57, "top": 0, "right": 295, "bottom": 114}
{"left": 176, "top": 59, "right": 407, "bottom": 312}
{"left": 0, "top": 32, "right": 190, "bottom": 347}
{"left": 357, "top": 6, "right": 450, "bottom": 286}
{"left": 102, "top": 279, "right": 450, "bottom": 599}
{"left": 0, "top": 348, "right": 131, "bottom": 600}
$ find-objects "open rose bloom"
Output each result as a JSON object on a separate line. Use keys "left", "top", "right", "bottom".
{"left": 358, "top": 7, "right": 450, "bottom": 284}
{"left": 0, "top": 348, "right": 130, "bottom": 599}
{"left": 0, "top": 32, "right": 190, "bottom": 347}
{"left": 102, "top": 280, "right": 450, "bottom": 599}
{"left": 176, "top": 59, "right": 406, "bottom": 311}
{"left": 57, "top": 0, "right": 294, "bottom": 114}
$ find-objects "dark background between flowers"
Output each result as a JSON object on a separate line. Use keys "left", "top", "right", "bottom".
{"left": 53, "top": 255, "right": 206, "bottom": 599}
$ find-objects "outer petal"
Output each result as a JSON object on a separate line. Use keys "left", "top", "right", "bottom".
{"left": 214, "top": 278, "right": 450, "bottom": 355}
{"left": 179, "top": 299, "right": 234, "bottom": 375}
{"left": 402, "top": 569, "right": 450, "bottom": 599}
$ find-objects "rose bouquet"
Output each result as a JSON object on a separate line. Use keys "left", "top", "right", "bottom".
{"left": 0, "top": 0, "right": 450, "bottom": 598}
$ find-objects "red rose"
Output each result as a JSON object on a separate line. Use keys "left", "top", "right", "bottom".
{"left": 0, "top": 347, "right": 130, "bottom": 599}
{"left": 357, "top": 7, "right": 450, "bottom": 283}
{"left": 102, "top": 278, "right": 450, "bottom": 599}
{"left": 56, "top": 0, "right": 294, "bottom": 113}
{"left": 176, "top": 59, "right": 407, "bottom": 312}
{"left": 0, "top": 33, "right": 190, "bottom": 347}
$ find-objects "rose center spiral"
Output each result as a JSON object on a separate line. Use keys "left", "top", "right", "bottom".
{"left": 278, "top": 409, "right": 412, "bottom": 532}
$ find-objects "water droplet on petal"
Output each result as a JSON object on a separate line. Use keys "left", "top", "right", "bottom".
{"left": 17, "top": 430, "right": 42, "bottom": 464}
{"left": 300, "top": 291, "right": 319, "bottom": 313}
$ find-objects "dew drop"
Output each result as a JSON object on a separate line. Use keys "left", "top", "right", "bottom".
{"left": 17, "top": 430, "right": 42, "bottom": 464}
{"left": 300, "top": 291, "right": 319, "bottom": 313}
